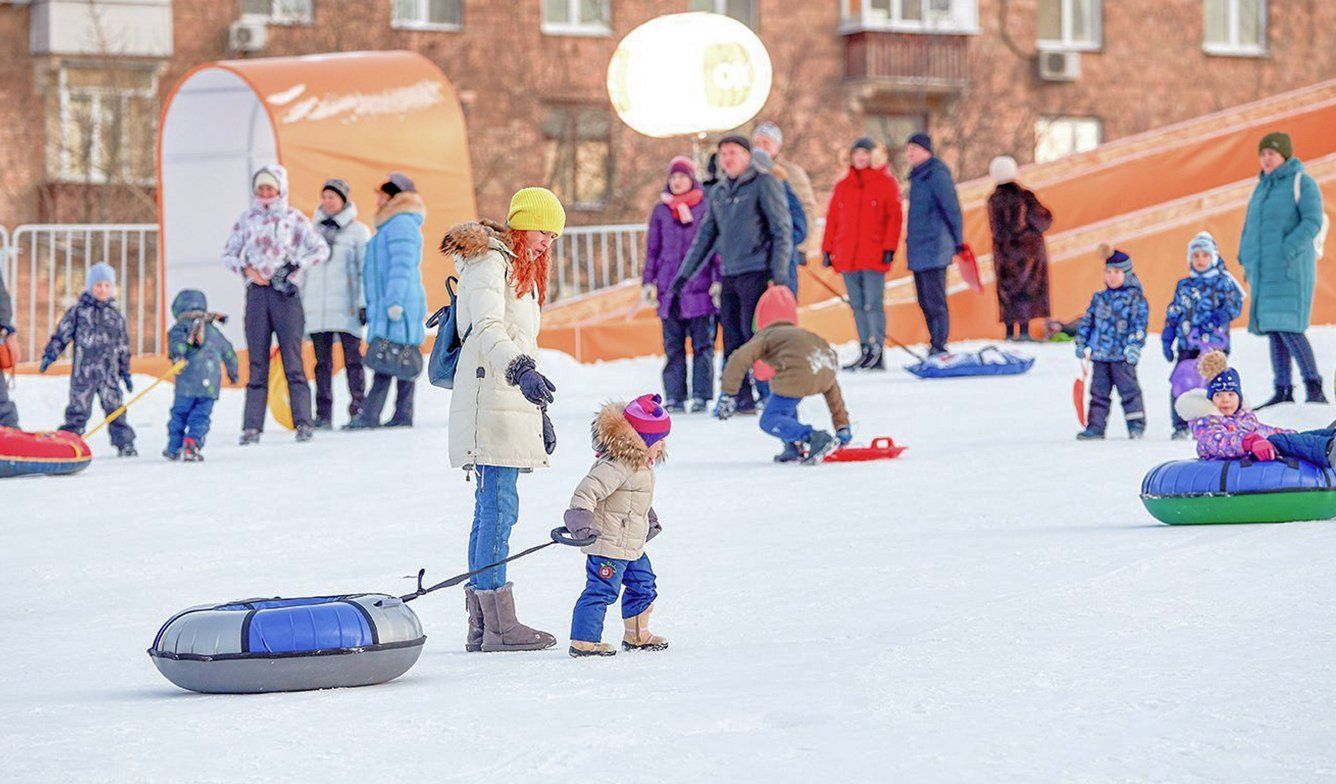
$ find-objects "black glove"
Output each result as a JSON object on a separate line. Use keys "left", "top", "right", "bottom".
{"left": 714, "top": 394, "right": 737, "bottom": 420}
{"left": 822, "top": 252, "right": 832, "bottom": 268}
{"left": 357, "top": 307, "right": 367, "bottom": 326}
{"left": 121, "top": 373, "right": 134, "bottom": 393}
{"left": 507, "top": 356, "right": 556, "bottom": 405}
{"left": 270, "top": 263, "right": 299, "bottom": 297}
{"left": 882, "top": 249, "right": 895, "bottom": 267}
{"left": 541, "top": 407, "right": 557, "bottom": 455}
{"left": 955, "top": 244, "right": 967, "bottom": 254}
{"left": 669, "top": 277, "right": 687, "bottom": 296}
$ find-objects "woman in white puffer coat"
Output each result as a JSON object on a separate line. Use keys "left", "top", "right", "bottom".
{"left": 440, "top": 187, "right": 565, "bottom": 653}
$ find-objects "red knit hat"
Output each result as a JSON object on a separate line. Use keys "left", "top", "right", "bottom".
{"left": 668, "top": 156, "right": 696, "bottom": 179}
{"left": 623, "top": 393, "right": 671, "bottom": 447}
{"left": 754, "top": 285, "right": 798, "bottom": 331}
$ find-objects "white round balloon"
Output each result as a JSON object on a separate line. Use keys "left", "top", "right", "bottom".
{"left": 607, "top": 12, "right": 773, "bottom": 139}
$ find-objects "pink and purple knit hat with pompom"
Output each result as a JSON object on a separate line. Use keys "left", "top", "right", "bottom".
{"left": 623, "top": 393, "right": 671, "bottom": 447}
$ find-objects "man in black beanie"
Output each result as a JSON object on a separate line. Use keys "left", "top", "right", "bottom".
{"left": 673, "top": 133, "right": 792, "bottom": 415}
{"left": 904, "top": 133, "right": 964, "bottom": 355}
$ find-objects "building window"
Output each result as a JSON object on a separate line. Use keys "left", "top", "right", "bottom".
{"left": 839, "top": 0, "right": 979, "bottom": 34}
{"left": 1204, "top": 0, "right": 1266, "bottom": 55}
{"left": 689, "top": 0, "right": 757, "bottom": 29}
{"left": 1034, "top": 116, "right": 1101, "bottom": 163}
{"left": 543, "top": 106, "right": 612, "bottom": 210}
{"left": 48, "top": 65, "right": 158, "bottom": 185}
{"left": 241, "top": 0, "right": 312, "bottom": 25}
{"left": 541, "top": 0, "right": 611, "bottom": 36}
{"left": 392, "top": 0, "right": 462, "bottom": 30}
{"left": 1036, "top": 0, "right": 1100, "bottom": 51}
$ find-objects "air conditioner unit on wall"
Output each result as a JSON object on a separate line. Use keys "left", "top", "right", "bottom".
{"left": 228, "top": 20, "right": 266, "bottom": 54}
{"left": 1038, "top": 50, "right": 1080, "bottom": 82}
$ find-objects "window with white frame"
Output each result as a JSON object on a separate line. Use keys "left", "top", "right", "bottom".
{"left": 543, "top": 105, "right": 613, "bottom": 209}
{"left": 392, "top": 0, "right": 462, "bottom": 30}
{"left": 839, "top": 0, "right": 979, "bottom": 34}
{"left": 241, "top": 0, "right": 312, "bottom": 25}
{"left": 47, "top": 65, "right": 158, "bottom": 185}
{"left": 1036, "top": 0, "right": 1100, "bottom": 50}
{"left": 1034, "top": 116, "right": 1101, "bottom": 164}
{"left": 541, "top": 0, "right": 611, "bottom": 36}
{"left": 1204, "top": 0, "right": 1266, "bottom": 55}
{"left": 689, "top": 0, "right": 757, "bottom": 29}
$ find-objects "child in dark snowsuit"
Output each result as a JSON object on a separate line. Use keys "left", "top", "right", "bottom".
{"left": 1181, "top": 351, "right": 1336, "bottom": 468}
{"left": 563, "top": 394, "right": 670, "bottom": 658}
{"left": 1075, "top": 246, "right": 1149, "bottom": 440}
{"left": 1162, "top": 232, "right": 1244, "bottom": 439}
{"left": 39, "top": 263, "right": 136, "bottom": 455}
{"left": 165, "top": 289, "right": 239, "bottom": 461}
{"left": 0, "top": 265, "right": 18, "bottom": 428}
{"left": 717, "top": 286, "right": 850, "bottom": 464}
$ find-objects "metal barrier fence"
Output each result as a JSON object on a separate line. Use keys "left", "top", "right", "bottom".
{"left": 0, "top": 221, "right": 650, "bottom": 358}
{"left": 4, "top": 224, "right": 161, "bottom": 359}
{"left": 551, "top": 224, "right": 647, "bottom": 303}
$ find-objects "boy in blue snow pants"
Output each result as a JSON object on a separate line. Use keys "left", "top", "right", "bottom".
{"left": 164, "top": 289, "right": 238, "bottom": 461}
{"left": 562, "top": 394, "right": 672, "bottom": 657}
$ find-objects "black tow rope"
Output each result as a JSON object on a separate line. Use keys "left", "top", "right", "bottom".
{"left": 398, "top": 527, "right": 596, "bottom": 603}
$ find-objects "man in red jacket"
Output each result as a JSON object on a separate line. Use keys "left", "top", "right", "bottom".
{"left": 821, "top": 137, "right": 903, "bottom": 371}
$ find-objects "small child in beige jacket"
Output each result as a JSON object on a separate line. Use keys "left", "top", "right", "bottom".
{"left": 562, "top": 394, "right": 670, "bottom": 657}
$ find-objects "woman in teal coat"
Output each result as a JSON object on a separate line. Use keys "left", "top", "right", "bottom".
{"left": 346, "top": 173, "right": 428, "bottom": 429}
{"left": 1240, "top": 132, "right": 1328, "bottom": 407}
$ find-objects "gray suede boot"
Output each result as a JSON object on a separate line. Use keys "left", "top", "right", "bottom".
{"left": 464, "top": 586, "right": 484, "bottom": 653}
{"left": 476, "top": 583, "right": 557, "bottom": 652}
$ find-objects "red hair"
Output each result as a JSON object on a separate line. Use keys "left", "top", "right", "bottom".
{"left": 508, "top": 229, "right": 551, "bottom": 307}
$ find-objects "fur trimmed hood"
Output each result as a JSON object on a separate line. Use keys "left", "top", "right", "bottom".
{"left": 1174, "top": 388, "right": 1223, "bottom": 421}
{"left": 592, "top": 401, "right": 657, "bottom": 466}
{"left": 374, "top": 191, "right": 426, "bottom": 228}
{"left": 439, "top": 219, "right": 515, "bottom": 260}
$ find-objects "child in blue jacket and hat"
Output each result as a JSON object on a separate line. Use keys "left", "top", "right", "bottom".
{"left": 164, "top": 289, "right": 238, "bottom": 461}
{"left": 1075, "top": 245, "right": 1149, "bottom": 440}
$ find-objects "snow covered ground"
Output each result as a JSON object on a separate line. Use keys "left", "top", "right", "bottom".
{"left": 5, "top": 329, "right": 1336, "bottom": 783}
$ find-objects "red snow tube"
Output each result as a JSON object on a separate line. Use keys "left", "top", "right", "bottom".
{"left": 0, "top": 427, "right": 92, "bottom": 479}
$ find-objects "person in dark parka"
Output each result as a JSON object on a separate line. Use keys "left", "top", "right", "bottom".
{"left": 904, "top": 133, "right": 964, "bottom": 355}
{"left": 986, "top": 156, "right": 1053, "bottom": 341}
{"left": 672, "top": 135, "right": 793, "bottom": 415}
{"left": 38, "top": 263, "right": 136, "bottom": 455}
{"left": 0, "top": 265, "right": 18, "bottom": 428}
{"left": 164, "top": 289, "right": 239, "bottom": 461}
{"left": 1239, "top": 131, "right": 1329, "bottom": 407}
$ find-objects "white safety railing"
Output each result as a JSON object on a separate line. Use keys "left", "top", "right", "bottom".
{"left": 551, "top": 224, "right": 647, "bottom": 303}
{"left": 6, "top": 224, "right": 161, "bottom": 359}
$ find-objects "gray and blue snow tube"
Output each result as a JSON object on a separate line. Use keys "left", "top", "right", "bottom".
{"left": 905, "top": 345, "right": 1034, "bottom": 379}
{"left": 148, "top": 594, "right": 426, "bottom": 694}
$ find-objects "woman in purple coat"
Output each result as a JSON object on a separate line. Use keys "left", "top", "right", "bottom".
{"left": 642, "top": 156, "right": 719, "bottom": 413}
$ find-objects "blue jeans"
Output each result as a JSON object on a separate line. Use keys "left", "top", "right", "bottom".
{"left": 570, "top": 554, "right": 658, "bottom": 643}
{"left": 759, "top": 393, "right": 811, "bottom": 443}
{"left": 167, "top": 396, "right": 216, "bottom": 453}
{"left": 1269, "top": 429, "right": 1335, "bottom": 467}
{"left": 467, "top": 465, "right": 520, "bottom": 590}
{"left": 842, "top": 270, "right": 887, "bottom": 345}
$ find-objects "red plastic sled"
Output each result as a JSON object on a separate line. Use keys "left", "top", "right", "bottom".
{"left": 0, "top": 427, "right": 92, "bottom": 479}
{"left": 955, "top": 244, "right": 983, "bottom": 293}
{"left": 824, "top": 437, "right": 907, "bottom": 463}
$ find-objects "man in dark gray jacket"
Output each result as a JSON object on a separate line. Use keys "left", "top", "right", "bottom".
{"left": 0, "top": 266, "right": 19, "bottom": 427}
{"left": 673, "top": 135, "right": 792, "bottom": 413}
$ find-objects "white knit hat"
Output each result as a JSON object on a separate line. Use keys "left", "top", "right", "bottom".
{"left": 989, "top": 155, "right": 1018, "bottom": 184}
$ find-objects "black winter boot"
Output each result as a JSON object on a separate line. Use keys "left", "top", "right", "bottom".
{"left": 802, "top": 431, "right": 837, "bottom": 465}
{"left": 773, "top": 441, "right": 805, "bottom": 463}
{"left": 1305, "top": 380, "right": 1328, "bottom": 404}
{"left": 1255, "top": 386, "right": 1294, "bottom": 410}
{"left": 843, "top": 344, "right": 870, "bottom": 371}
{"left": 238, "top": 429, "right": 261, "bottom": 445}
{"left": 860, "top": 343, "right": 886, "bottom": 371}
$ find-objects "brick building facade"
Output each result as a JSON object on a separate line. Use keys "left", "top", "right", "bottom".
{"left": 1, "top": 0, "right": 1333, "bottom": 230}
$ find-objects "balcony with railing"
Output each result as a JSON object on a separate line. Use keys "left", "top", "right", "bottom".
{"left": 843, "top": 30, "right": 971, "bottom": 94}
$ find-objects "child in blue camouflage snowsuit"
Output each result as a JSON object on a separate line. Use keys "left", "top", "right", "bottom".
{"left": 1161, "top": 232, "right": 1244, "bottom": 438}
{"left": 39, "top": 263, "right": 136, "bottom": 455}
{"left": 1075, "top": 246, "right": 1149, "bottom": 440}
{"left": 165, "top": 289, "right": 239, "bottom": 461}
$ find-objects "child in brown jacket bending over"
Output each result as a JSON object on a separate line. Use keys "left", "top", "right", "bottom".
{"left": 717, "top": 286, "right": 851, "bottom": 465}
{"left": 563, "top": 394, "right": 671, "bottom": 657}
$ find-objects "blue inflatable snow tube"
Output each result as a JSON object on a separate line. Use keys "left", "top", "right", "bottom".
{"left": 148, "top": 594, "right": 426, "bottom": 693}
{"left": 1140, "top": 458, "right": 1336, "bottom": 525}
{"left": 905, "top": 346, "right": 1034, "bottom": 379}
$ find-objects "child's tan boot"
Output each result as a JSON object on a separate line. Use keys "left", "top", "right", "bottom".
{"left": 622, "top": 605, "right": 668, "bottom": 651}
{"left": 569, "top": 640, "right": 616, "bottom": 657}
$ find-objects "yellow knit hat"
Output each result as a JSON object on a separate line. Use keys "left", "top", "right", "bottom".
{"left": 506, "top": 187, "right": 566, "bottom": 237}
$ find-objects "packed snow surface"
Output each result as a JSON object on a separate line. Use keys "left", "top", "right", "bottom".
{"left": 5, "top": 331, "right": 1336, "bottom": 782}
